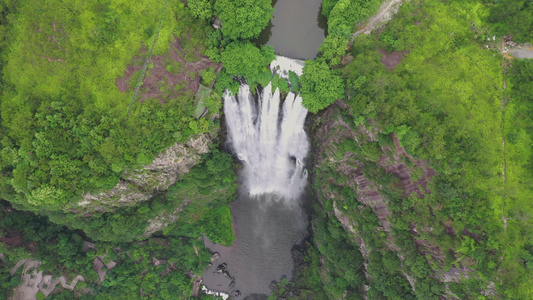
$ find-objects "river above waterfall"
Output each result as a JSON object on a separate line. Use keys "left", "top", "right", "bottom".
{"left": 255, "top": 0, "right": 327, "bottom": 59}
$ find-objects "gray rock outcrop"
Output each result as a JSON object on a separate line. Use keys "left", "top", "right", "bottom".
{"left": 76, "top": 132, "right": 213, "bottom": 212}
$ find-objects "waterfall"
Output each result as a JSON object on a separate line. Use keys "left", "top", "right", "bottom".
{"left": 224, "top": 56, "right": 309, "bottom": 200}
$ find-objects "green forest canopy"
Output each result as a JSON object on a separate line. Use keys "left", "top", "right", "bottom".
{"left": 1, "top": 0, "right": 533, "bottom": 298}
{"left": 300, "top": 60, "right": 345, "bottom": 113}
{"left": 307, "top": 0, "right": 533, "bottom": 297}
{"left": 214, "top": 0, "right": 274, "bottom": 40}
{"left": 0, "top": 0, "right": 215, "bottom": 213}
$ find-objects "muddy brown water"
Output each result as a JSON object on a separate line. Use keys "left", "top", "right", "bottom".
{"left": 255, "top": 0, "right": 327, "bottom": 59}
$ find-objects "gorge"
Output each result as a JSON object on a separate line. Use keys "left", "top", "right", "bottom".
{"left": 200, "top": 0, "right": 327, "bottom": 295}
{"left": 1, "top": 0, "right": 533, "bottom": 299}
{"left": 202, "top": 57, "right": 311, "bottom": 298}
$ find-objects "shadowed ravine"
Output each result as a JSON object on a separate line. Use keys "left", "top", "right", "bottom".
{"left": 202, "top": 57, "right": 311, "bottom": 299}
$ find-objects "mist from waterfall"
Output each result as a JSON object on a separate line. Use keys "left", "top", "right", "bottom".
{"left": 223, "top": 57, "right": 309, "bottom": 200}
{"left": 202, "top": 57, "right": 311, "bottom": 299}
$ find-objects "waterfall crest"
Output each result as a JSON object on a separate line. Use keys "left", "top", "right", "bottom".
{"left": 224, "top": 56, "right": 309, "bottom": 199}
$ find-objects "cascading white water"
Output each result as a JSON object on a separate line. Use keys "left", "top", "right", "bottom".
{"left": 224, "top": 57, "right": 309, "bottom": 199}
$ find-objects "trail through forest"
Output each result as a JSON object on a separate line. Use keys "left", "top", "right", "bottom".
{"left": 10, "top": 260, "right": 87, "bottom": 299}
{"left": 125, "top": 0, "right": 170, "bottom": 120}
{"left": 499, "top": 39, "right": 509, "bottom": 235}
{"left": 501, "top": 72, "right": 508, "bottom": 235}
{"left": 351, "top": 0, "right": 404, "bottom": 40}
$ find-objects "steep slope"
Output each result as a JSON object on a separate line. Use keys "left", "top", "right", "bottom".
{"left": 306, "top": 0, "right": 533, "bottom": 298}
{"left": 0, "top": 0, "right": 236, "bottom": 244}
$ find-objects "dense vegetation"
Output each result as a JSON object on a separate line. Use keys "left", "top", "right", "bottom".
{"left": 0, "top": 200, "right": 220, "bottom": 299}
{"left": 214, "top": 0, "right": 273, "bottom": 40}
{"left": 0, "top": 148, "right": 236, "bottom": 297}
{"left": 299, "top": 0, "right": 383, "bottom": 113}
{"left": 0, "top": 0, "right": 243, "bottom": 297}
{"left": 300, "top": 60, "right": 345, "bottom": 113}
{"left": 189, "top": 0, "right": 277, "bottom": 92}
{"left": 502, "top": 58, "right": 533, "bottom": 295}
{"left": 1, "top": 0, "right": 533, "bottom": 298}
{"left": 220, "top": 41, "right": 275, "bottom": 89}
{"left": 488, "top": 0, "right": 533, "bottom": 43}
{"left": 305, "top": 0, "right": 533, "bottom": 298}
{"left": 39, "top": 148, "right": 237, "bottom": 244}
{"left": 0, "top": 0, "right": 217, "bottom": 213}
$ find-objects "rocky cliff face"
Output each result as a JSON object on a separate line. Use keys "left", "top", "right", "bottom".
{"left": 75, "top": 133, "right": 213, "bottom": 213}
{"left": 311, "top": 102, "right": 482, "bottom": 298}
{"left": 314, "top": 102, "right": 401, "bottom": 246}
{"left": 141, "top": 198, "right": 192, "bottom": 237}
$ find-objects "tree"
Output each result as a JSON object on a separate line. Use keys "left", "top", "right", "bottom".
{"left": 321, "top": 0, "right": 340, "bottom": 18}
{"left": 318, "top": 34, "right": 348, "bottom": 66}
{"left": 300, "top": 60, "right": 345, "bottom": 113}
{"left": 220, "top": 41, "right": 275, "bottom": 85}
{"left": 326, "top": 0, "right": 382, "bottom": 38}
{"left": 214, "top": 0, "right": 273, "bottom": 40}
{"left": 188, "top": 0, "right": 213, "bottom": 20}
{"left": 489, "top": 0, "right": 533, "bottom": 43}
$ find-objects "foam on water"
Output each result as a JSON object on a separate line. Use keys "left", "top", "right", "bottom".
{"left": 224, "top": 56, "right": 309, "bottom": 200}
{"left": 202, "top": 57, "right": 310, "bottom": 299}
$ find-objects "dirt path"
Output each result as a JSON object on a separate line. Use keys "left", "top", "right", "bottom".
{"left": 351, "top": 0, "right": 405, "bottom": 41}
{"left": 499, "top": 41, "right": 509, "bottom": 235}
{"left": 9, "top": 259, "right": 87, "bottom": 300}
{"left": 191, "top": 276, "right": 202, "bottom": 298}
{"left": 509, "top": 46, "right": 533, "bottom": 59}
{"left": 497, "top": 41, "right": 533, "bottom": 234}
{"left": 500, "top": 80, "right": 508, "bottom": 235}
{"left": 499, "top": 37, "right": 533, "bottom": 59}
